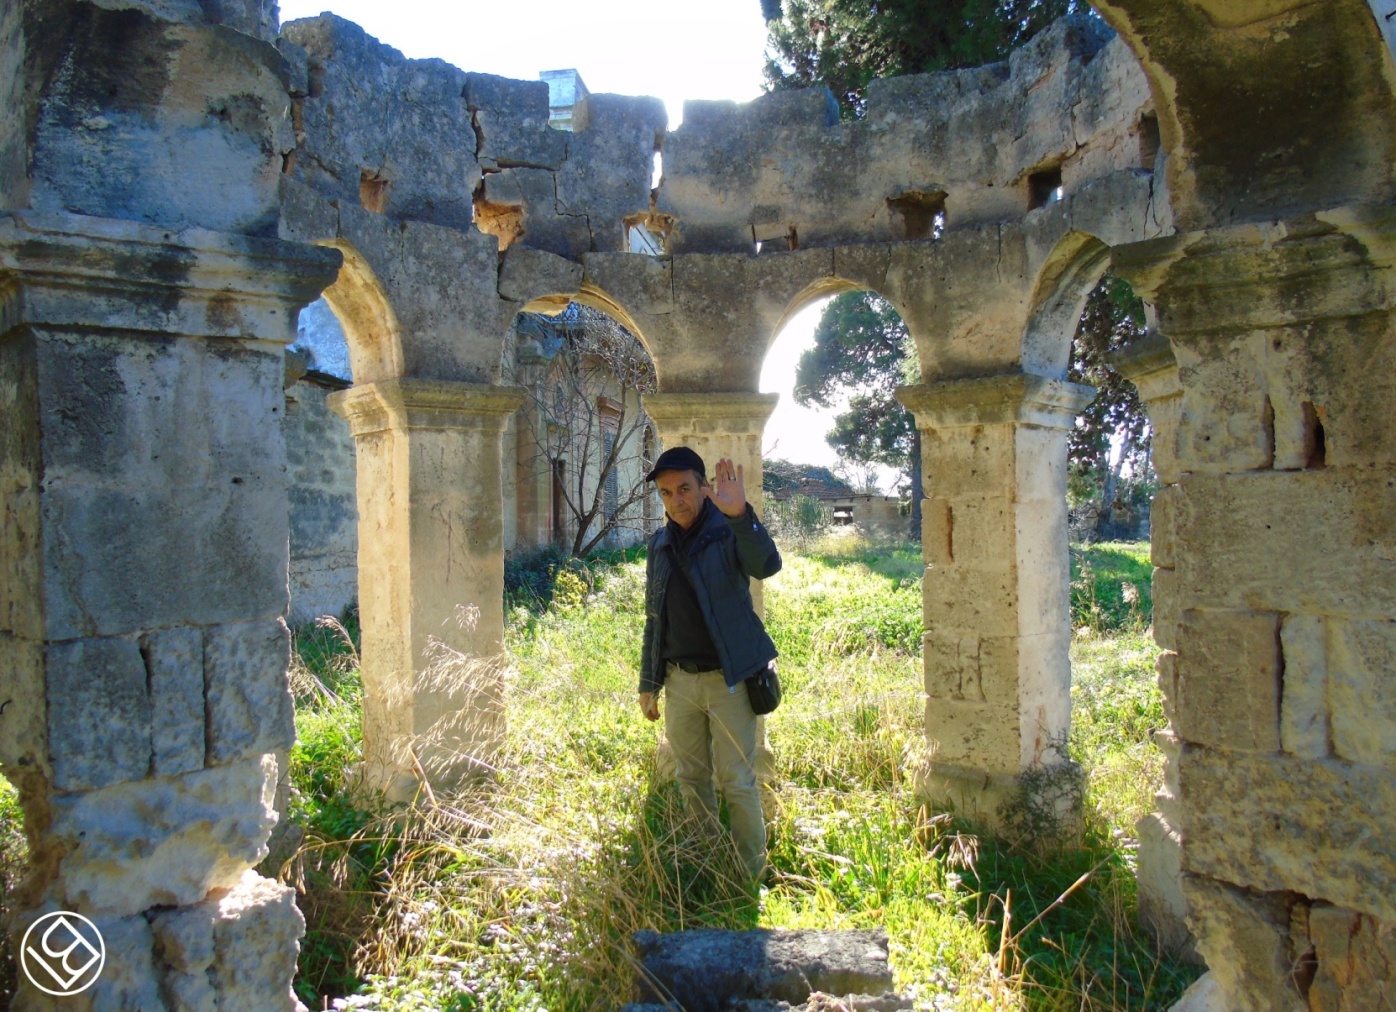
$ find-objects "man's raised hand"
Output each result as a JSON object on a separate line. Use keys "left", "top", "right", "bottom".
{"left": 708, "top": 457, "right": 747, "bottom": 517}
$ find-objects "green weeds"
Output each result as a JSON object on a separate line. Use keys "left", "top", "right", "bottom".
{"left": 274, "top": 535, "right": 1194, "bottom": 1008}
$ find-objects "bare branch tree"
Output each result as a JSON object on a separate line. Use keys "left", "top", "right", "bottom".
{"left": 507, "top": 305, "right": 659, "bottom": 557}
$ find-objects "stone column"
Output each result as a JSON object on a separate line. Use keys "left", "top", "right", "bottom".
{"left": 898, "top": 372, "right": 1094, "bottom": 827}
{"left": 1110, "top": 332, "right": 1194, "bottom": 959}
{"left": 0, "top": 210, "right": 340, "bottom": 1009}
{"left": 331, "top": 379, "right": 525, "bottom": 799}
{"left": 1112, "top": 205, "right": 1396, "bottom": 1009}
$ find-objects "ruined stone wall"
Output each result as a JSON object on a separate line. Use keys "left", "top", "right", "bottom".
{"left": 1, "top": 2, "right": 336, "bottom": 1008}
{"left": 9, "top": 0, "right": 1394, "bottom": 1006}
{"left": 285, "top": 375, "right": 358, "bottom": 625}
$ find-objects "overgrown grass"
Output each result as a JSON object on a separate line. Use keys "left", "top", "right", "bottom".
{"left": 277, "top": 537, "right": 1196, "bottom": 1008}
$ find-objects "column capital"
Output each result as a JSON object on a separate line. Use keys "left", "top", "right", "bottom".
{"left": 897, "top": 372, "right": 1094, "bottom": 430}
{"left": 642, "top": 391, "right": 780, "bottom": 436}
{"left": 1110, "top": 332, "right": 1181, "bottom": 404}
{"left": 1111, "top": 203, "right": 1396, "bottom": 338}
{"left": 0, "top": 210, "right": 342, "bottom": 342}
{"left": 330, "top": 378, "right": 526, "bottom": 437}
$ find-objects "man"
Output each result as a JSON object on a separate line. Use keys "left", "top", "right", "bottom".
{"left": 638, "top": 446, "right": 781, "bottom": 883}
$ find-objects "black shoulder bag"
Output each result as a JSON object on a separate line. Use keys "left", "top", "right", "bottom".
{"left": 745, "top": 664, "right": 782, "bottom": 715}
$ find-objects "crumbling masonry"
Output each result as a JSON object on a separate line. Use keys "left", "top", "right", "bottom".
{"left": 1, "top": 0, "right": 1394, "bottom": 1007}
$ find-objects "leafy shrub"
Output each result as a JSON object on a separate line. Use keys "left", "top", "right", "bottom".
{"left": 761, "top": 492, "right": 833, "bottom": 547}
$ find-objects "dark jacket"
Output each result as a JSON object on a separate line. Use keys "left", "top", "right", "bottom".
{"left": 640, "top": 500, "right": 782, "bottom": 693}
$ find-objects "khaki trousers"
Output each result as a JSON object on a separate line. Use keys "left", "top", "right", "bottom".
{"left": 663, "top": 664, "right": 767, "bottom": 881}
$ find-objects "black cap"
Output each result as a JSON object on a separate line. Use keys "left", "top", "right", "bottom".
{"left": 645, "top": 446, "right": 706, "bottom": 483}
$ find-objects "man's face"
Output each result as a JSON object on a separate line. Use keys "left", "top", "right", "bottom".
{"left": 655, "top": 469, "right": 707, "bottom": 530}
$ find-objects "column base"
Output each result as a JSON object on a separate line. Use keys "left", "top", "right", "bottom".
{"left": 912, "top": 759, "right": 1084, "bottom": 838}
{"left": 1137, "top": 811, "right": 1202, "bottom": 963}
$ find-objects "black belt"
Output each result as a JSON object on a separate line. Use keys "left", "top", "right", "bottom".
{"left": 670, "top": 659, "right": 719, "bottom": 674}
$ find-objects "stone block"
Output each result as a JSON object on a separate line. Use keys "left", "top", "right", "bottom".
{"left": 922, "top": 630, "right": 984, "bottom": 702}
{"left": 0, "top": 635, "right": 46, "bottom": 775}
{"left": 922, "top": 694, "right": 1020, "bottom": 774}
{"left": 152, "top": 869, "right": 304, "bottom": 1012}
{"left": 1151, "top": 565, "right": 1179, "bottom": 652}
{"left": 921, "top": 498, "right": 952, "bottom": 565}
{"left": 1174, "top": 609, "right": 1280, "bottom": 752}
{"left": 631, "top": 927, "right": 892, "bottom": 1008}
{"left": 45, "top": 754, "right": 279, "bottom": 917}
{"left": 558, "top": 94, "right": 667, "bottom": 250}
{"left": 1305, "top": 905, "right": 1396, "bottom": 1012}
{"left": 1180, "top": 875, "right": 1306, "bottom": 1012}
{"left": 337, "top": 205, "right": 508, "bottom": 384}
{"left": 1155, "top": 650, "right": 1179, "bottom": 726}
{"left": 209, "top": 871, "right": 305, "bottom": 1011}
{"left": 46, "top": 636, "right": 151, "bottom": 792}
{"left": 0, "top": 333, "right": 42, "bottom": 643}
{"left": 917, "top": 422, "right": 1017, "bottom": 499}
{"left": 10, "top": 910, "right": 165, "bottom": 1011}
{"left": 463, "top": 73, "right": 567, "bottom": 171}
{"left": 1147, "top": 394, "right": 1184, "bottom": 484}
{"left": 1327, "top": 619, "right": 1396, "bottom": 768}
{"left": 284, "top": 15, "right": 479, "bottom": 229}
{"left": 34, "top": 330, "right": 291, "bottom": 638}
{"left": 935, "top": 495, "right": 1013, "bottom": 569}
{"left": 1150, "top": 484, "right": 1179, "bottom": 569}
{"left": 922, "top": 565, "right": 1018, "bottom": 638}
{"left": 141, "top": 626, "right": 206, "bottom": 777}
{"left": 1011, "top": 630, "right": 1072, "bottom": 760}
{"left": 1135, "top": 812, "right": 1194, "bottom": 958}
{"left": 1014, "top": 536, "right": 1072, "bottom": 638}
{"left": 498, "top": 245, "right": 584, "bottom": 305}
{"left": 1279, "top": 614, "right": 1329, "bottom": 760}
{"left": 1173, "top": 333, "right": 1272, "bottom": 474}
{"left": 29, "top": 12, "right": 289, "bottom": 235}
{"left": 1174, "top": 470, "right": 1396, "bottom": 618}
{"left": 205, "top": 619, "right": 295, "bottom": 766}
{"left": 1178, "top": 746, "right": 1396, "bottom": 922}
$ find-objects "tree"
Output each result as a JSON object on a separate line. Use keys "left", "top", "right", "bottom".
{"left": 762, "top": 458, "right": 855, "bottom": 497}
{"left": 1068, "top": 273, "right": 1151, "bottom": 531}
{"left": 793, "top": 291, "right": 922, "bottom": 528}
{"left": 508, "top": 305, "right": 658, "bottom": 558}
{"left": 763, "top": 0, "right": 1079, "bottom": 117}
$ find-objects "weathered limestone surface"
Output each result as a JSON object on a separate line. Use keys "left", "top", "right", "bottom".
{"left": 1113, "top": 199, "right": 1396, "bottom": 1008}
{"left": 0, "top": 206, "right": 336, "bottom": 1010}
{"left": 660, "top": 16, "right": 1155, "bottom": 249}
{"left": 899, "top": 373, "right": 1092, "bottom": 822}
{"left": 285, "top": 373, "right": 358, "bottom": 624}
{"left": 1092, "top": 0, "right": 1396, "bottom": 230}
{"left": 331, "top": 379, "right": 524, "bottom": 795}
{"left": 18, "top": 2, "right": 291, "bottom": 234}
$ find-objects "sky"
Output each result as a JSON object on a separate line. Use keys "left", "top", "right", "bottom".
{"left": 276, "top": 0, "right": 880, "bottom": 488}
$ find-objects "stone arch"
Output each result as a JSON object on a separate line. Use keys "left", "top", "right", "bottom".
{"left": 1021, "top": 232, "right": 1113, "bottom": 378}
{"left": 1089, "top": 0, "right": 1396, "bottom": 229}
{"left": 313, "top": 239, "right": 407, "bottom": 386}
{"left": 500, "top": 291, "right": 659, "bottom": 555}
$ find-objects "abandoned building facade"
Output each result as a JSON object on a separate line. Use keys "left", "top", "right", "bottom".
{"left": 1, "top": 0, "right": 1394, "bottom": 1007}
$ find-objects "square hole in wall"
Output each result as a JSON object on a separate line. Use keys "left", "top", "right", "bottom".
{"left": 887, "top": 190, "right": 947, "bottom": 240}
{"left": 1028, "top": 166, "right": 1064, "bottom": 211}
{"left": 1139, "top": 112, "right": 1161, "bottom": 171}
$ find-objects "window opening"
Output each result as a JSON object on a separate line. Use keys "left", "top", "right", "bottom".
{"left": 1028, "top": 166, "right": 1064, "bottom": 210}
{"left": 887, "top": 190, "right": 947, "bottom": 240}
